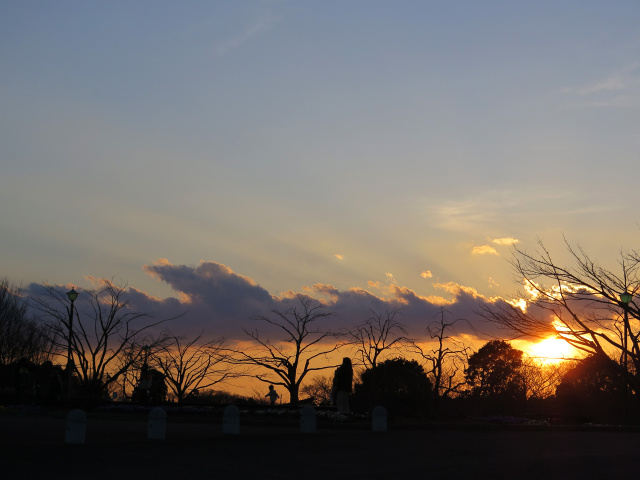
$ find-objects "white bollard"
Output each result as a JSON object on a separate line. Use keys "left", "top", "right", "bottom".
{"left": 372, "top": 406, "right": 387, "bottom": 432}
{"left": 148, "top": 407, "right": 167, "bottom": 440}
{"left": 223, "top": 405, "right": 240, "bottom": 435}
{"left": 300, "top": 405, "right": 316, "bottom": 433}
{"left": 65, "top": 409, "right": 86, "bottom": 444}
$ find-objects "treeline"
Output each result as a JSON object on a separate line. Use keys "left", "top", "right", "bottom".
{"left": 1, "top": 277, "right": 631, "bottom": 424}
{"left": 0, "top": 279, "right": 232, "bottom": 404}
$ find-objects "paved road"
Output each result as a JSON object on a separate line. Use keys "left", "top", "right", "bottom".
{"left": 2, "top": 410, "right": 640, "bottom": 479}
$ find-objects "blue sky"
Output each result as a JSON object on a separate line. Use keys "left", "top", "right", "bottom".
{"left": 2, "top": 1, "right": 640, "bottom": 341}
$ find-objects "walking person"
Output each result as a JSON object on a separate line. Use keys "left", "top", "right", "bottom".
{"left": 265, "top": 384, "right": 280, "bottom": 406}
{"left": 332, "top": 357, "right": 353, "bottom": 413}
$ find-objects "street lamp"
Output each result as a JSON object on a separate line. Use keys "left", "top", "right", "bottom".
{"left": 620, "top": 290, "right": 632, "bottom": 423}
{"left": 620, "top": 291, "right": 632, "bottom": 366}
{"left": 66, "top": 288, "right": 79, "bottom": 400}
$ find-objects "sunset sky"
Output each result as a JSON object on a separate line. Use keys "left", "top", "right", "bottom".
{"left": 2, "top": 1, "right": 640, "bottom": 351}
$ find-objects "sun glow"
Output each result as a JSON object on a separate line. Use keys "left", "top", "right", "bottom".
{"left": 527, "top": 337, "right": 575, "bottom": 363}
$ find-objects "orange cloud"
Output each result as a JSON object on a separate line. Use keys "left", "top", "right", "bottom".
{"left": 433, "top": 281, "right": 484, "bottom": 299}
{"left": 308, "top": 283, "right": 340, "bottom": 301}
{"left": 472, "top": 245, "right": 498, "bottom": 255}
{"left": 421, "top": 270, "right": 433, "bottom": 278}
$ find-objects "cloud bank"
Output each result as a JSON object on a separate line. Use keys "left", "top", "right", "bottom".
{"left": 27, "top": 259, "right": 551, "bottom": 344}
{"left": 124, "top": 260, "right": 540, "bottom": 341}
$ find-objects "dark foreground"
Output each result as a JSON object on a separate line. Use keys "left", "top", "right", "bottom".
{"left": 2, "top": 409, "right": 640, "bottom": 479}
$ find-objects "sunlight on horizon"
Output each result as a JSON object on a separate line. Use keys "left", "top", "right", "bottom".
{"left": 526, "top": 336, "right": 577, "bottom": 363}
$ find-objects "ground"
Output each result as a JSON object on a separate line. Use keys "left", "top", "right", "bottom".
{"left": 1, "top": 407, "right": 640, "bottom": 479}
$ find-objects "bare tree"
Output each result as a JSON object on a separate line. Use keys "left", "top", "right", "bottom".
{"left": 411, "top": 308, "right": 470, "bottom": 400}
{"left": 0, "top": 278, "right": 55, "bottom": 366}
{"left": 31, "top": 281, "right": 175, "bottom": 398}
{"left": 110, "top": 339, "right": 167, "bottom": 401}
{"left": 300, "top": 374, "right": 334, "bottom": 406}
{"left": 348, "top": 307, "right": 410, "bottom": 369}
{"left": 481, "top": 238, "right": 640, "bottom": 397}
{"left": 520, "top": 357, "right": 573, "bottom": 399}
{"left": 232, "top": 294, "right": 340, "bottom": 406}
{"left": 152, "top": 333, "right": 233, "bottom": 402}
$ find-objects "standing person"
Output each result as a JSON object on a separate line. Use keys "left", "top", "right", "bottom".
{"left": 265, "top": 384, "right": 280, "bottom": 406}
{"left": 332, "top": 358, "right": 353, "bottom": 413}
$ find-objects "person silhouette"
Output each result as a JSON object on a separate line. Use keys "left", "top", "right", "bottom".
{"left": 265, "top": 384, "right": 280, "bottom": 406}
{"left": 332, "top": 357, "right": 353, "bottom": 413}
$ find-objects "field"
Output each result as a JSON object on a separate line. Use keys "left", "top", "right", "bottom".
{"left": 2, "top": 407, "right": 640, "bottom": 479}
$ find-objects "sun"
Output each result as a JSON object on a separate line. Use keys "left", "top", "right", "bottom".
{"left": 527, "top": 337, "right": 574, "bottom": 363}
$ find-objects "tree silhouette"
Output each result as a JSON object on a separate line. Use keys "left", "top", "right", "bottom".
{"left": 411, "top": 308, "right": 470, "bottom": 401}
{"left": 481, "top": 239, "right": 640, "bottom": 400}
{"left": 465, "top": 340, "right": 525, "bottom": 413}
{"left": 555, "top": 353, "right": 627, "bottom": 423}
{"left": 348, "top": 308, "right": 409, "bottom": 369}
{"left": 352, "top": 357, "right": 432, "bottom": 416}
{"left": 520, "top": 357, "right": 570, "bottom": 400}
{"left": 152, "top": 333, "right": 233, "bottom": 403}
{"left": 0, "top": 278, "right": 54, "bottom": 366}
{"left": 31, "top": 281, "right": 176, "bottom": 398}
{"left": 232, "top": 295, "right": 339, "bottom": 406}
{"left": 300, "top": 374, "right": 333, "bottom": 406}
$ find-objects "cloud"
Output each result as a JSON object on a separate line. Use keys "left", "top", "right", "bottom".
{"left": 563, "top": 63, "right": 640, "bottom": 108}
{"left": 214, "top": 12, "right": 282, "bottom": 57}
{"left": 573, "top": 77, "right": 626, "bottom": 96}
{"left": 427, "top": 198, "right": 499, "bottom": 232}
{"left": 425, "top": 192, "right": 532, "bottom": 233}
{"left": 421, "top": 270, "right": 433, "bottom": 279}
{"left": 139, "top": 260, "right": 276, "bottom": 333}
{"left": 26, "top": 260, "right": 533, "bottom": 343}
{"left": 472, "top": 245, "right": 498, "bottom": 255}
{"left": 491, "top": 237, "right": 519, "bottom": 246}
{"left": 334, "top": 254, "right": 344, "bottom": 260}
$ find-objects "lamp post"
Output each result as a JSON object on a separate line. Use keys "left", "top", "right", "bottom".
{"left": 620, "top": 290, "right": 632, "bottom": 423}
{"left": 66, "top": 288, "right": 79, "bottom": 400}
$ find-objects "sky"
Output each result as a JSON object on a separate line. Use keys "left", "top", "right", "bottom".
{"left": 2, "top": 1, "right": 640, "bottom": 352}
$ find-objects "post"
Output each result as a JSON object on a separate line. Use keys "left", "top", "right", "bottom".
{"left": 372, "top": 406, "right": 387, "bottom": 432}
{"left": 65, "top": 409, "right": 86, "bottom": 444}
{"left": 148, "top": 407, "right": 167, "bottom": 440}
{"left": 223, "top": 405, "right": 240, "bottom": 435}
{"left": 300, "top": 406, "right": 316, "bottom": 433}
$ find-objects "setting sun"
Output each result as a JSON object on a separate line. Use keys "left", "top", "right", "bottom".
{"left": 527, "top": 337, "right": 575, "bottom": 363}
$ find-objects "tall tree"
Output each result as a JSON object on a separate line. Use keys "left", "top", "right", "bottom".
{"left": 152, "top": 333, "right": 233, "bottom": 402}
{"left": 411, "top": 308, "right": 470, "bottom": 400}
{"left": 481, "top": 239, "right": 640, "bottom": 397}
{"left": 352, "top": 358, "right": 432, "bottom": 415}
{"left": 348, "top": 307, "right": 410, "bottom": 369}
{"left": 232, "top": 294, "right": 339, "bottom": 406}
{"left": 0, "top": 278, "right": 54, "bottom": 366}
{"left": 555, "top": 353, "right": 627, "bottom": 423}
{"left": 31, "top": 281, "right": 174, "bottom": 398}
{"left": 465, "top": 340, "right": 525, "bottom": 400}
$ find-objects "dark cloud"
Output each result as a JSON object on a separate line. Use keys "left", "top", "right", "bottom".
{"left": 139, "top": 260, "right": 276, "bottom": 335}
{"left": 136, "top": 260, "right": 527, "bottom": 340}
{"left": 25, "top": 260, "right": 546, "bottom": 342}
